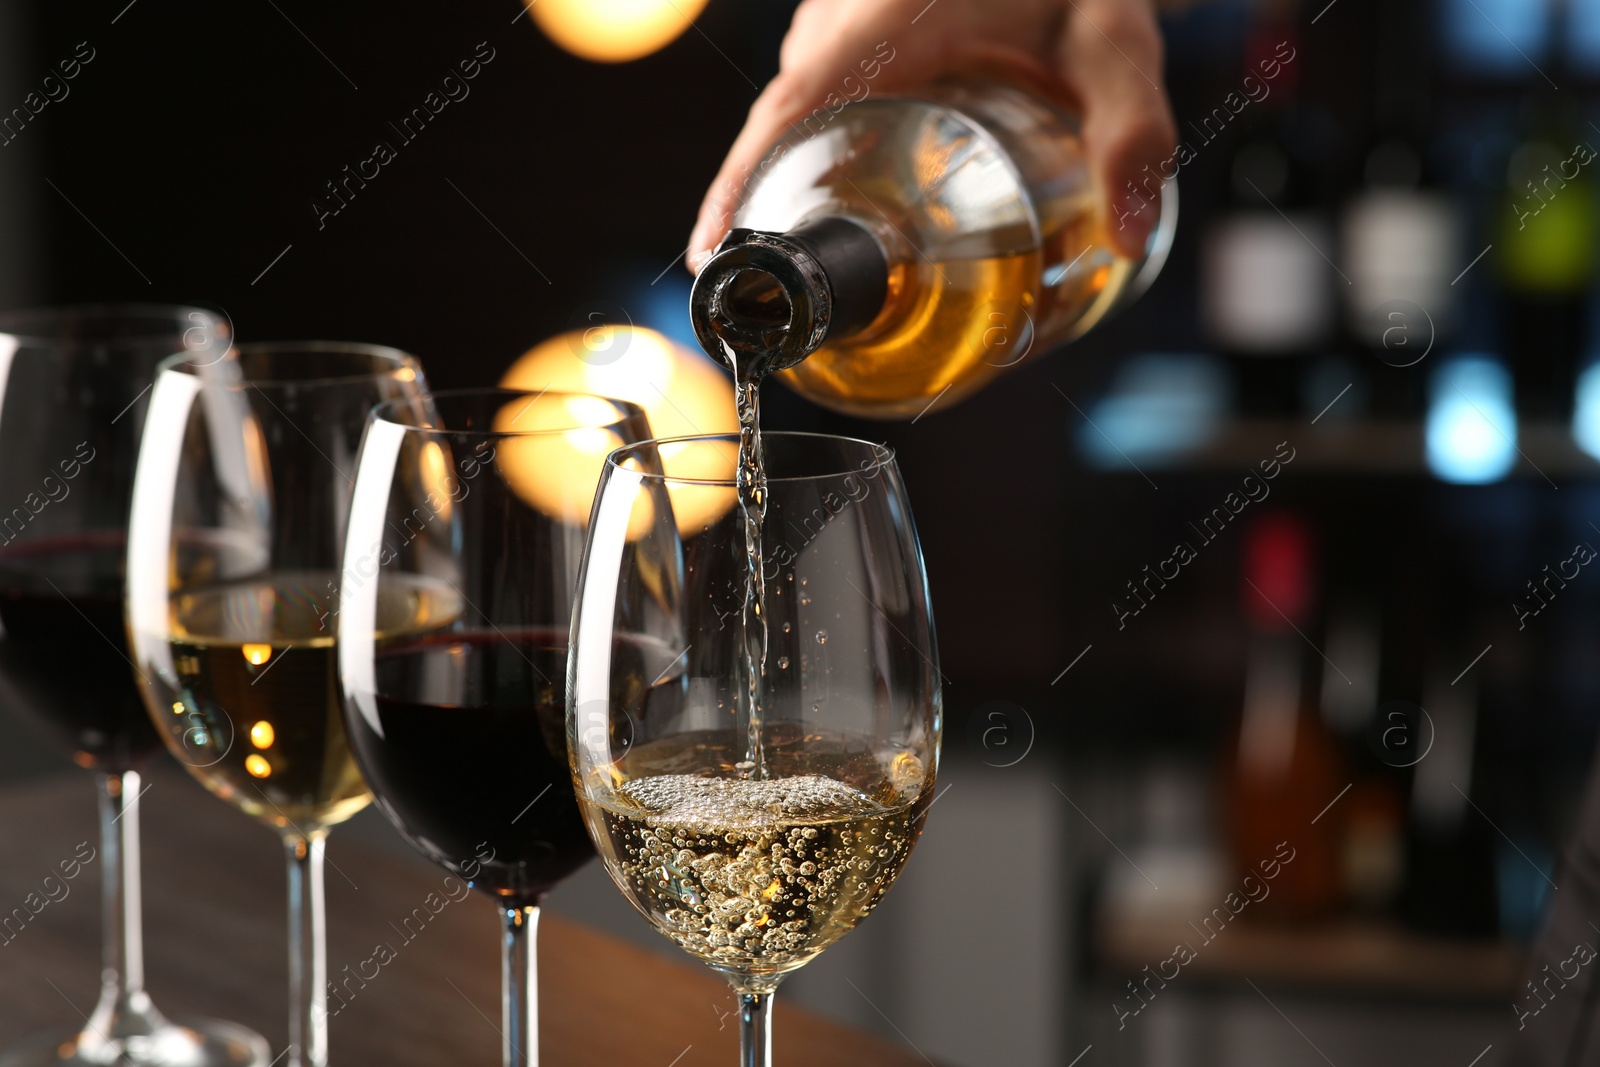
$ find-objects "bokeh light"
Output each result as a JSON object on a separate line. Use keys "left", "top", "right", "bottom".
{"left": 527, "top": 0, "right": 710, "bottom": 63}
{"left": 490, "top": 393, "right": 639, "bottom": 531}
{"left": 501, "top": 326, "right": 738, "bottom": 533}
{"left": 1425, "top": 356, "right": 1517, "bottom": 484}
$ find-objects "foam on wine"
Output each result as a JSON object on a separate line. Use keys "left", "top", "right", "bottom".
{"left": 582, "top": 731, "right": 929, "bottom": 993}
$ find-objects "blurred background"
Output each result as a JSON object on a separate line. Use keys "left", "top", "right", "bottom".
{"left": 2, "top": 0, "right": 1597, "bottom": 1063}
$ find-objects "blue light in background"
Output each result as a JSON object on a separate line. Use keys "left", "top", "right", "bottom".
{"left": 623, "top": 270, "right": 699, "bottom": 353}
{"left": 1496, "top": 836, "right": 1554, "bottom": 942}
{"left": 1076, "top": 354, "right": 1228, "bottom": 469}
{"left": 1439, "top": 0, "right": 1551, "bottom": 77}
{"left": 1425, "top": 355, "right": 1517, "bottom": 484}
{"left": 1156, "top": 0, "right": 1253, "bottom": 60}
{"left": 1570, "top": 0, "right": 1600, "bottom": 72}
{"left": 1573, "top": 361, "right": 1600, "bottom": 461}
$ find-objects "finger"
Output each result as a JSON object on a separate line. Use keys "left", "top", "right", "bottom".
{"left": 687, "top": 78, "right": 809, "bottom": 273}
{"left": 1054, "top": 0, "right": 1176, "bottom": 257}
{"left": 687, "top": 1, "right": 938, "bottom": 272}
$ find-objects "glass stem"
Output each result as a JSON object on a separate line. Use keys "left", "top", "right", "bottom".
{"left": 87, "top": 770, "right": 164, "bottom": 1039}
{"left": 501, "top": 905, "right": 540, "bottom": 1067}
{"left": 738, "top": 992, "right": 774, "bottom": 1067}
{"left": 284, "top": 832, "right": 329, "bottom": 1067}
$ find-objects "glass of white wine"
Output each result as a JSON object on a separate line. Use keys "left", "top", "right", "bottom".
{"left": 569, "top": 431, "right": 942, "bottom": 1067}
{"left": 125, "top": 344, "right": 438, "bottom": 1067}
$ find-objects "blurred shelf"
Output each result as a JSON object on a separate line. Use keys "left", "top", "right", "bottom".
{"left": 1088, "top": 419, "right": 1600, "bottom": 479}
{"left": 1096, "top": 912, "right": 1524, "bottom": 1000}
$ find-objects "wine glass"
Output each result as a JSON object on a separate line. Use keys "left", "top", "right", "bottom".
{"left": 568, "top": 431, "right": 942, "bottom": 1067}
{"left": 125, "top": 343, "right": 431, "bottom": 1067}
{"left": 0, "top": 305, "right": 269, "bottom": 1067}
{"left": 336, "top": 388, "right": 652, "bottom": 1067}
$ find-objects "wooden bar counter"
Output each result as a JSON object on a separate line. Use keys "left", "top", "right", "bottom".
{"left": 0, "top": 768, "right": 925, "bottom": 1066}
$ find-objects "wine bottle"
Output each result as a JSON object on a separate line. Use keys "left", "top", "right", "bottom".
{"left": 1497, "top": 100, "right": 1599, "bottom": 421}
{"left": 1317, "top": 586, "right": 1405, "bottom": 914}
{"left": 1201, "top": 23, "right": 1333, "bottom": 418}
{"left": 1397, "top": 665, "right": 1498, "bottom": 936}
{"left": 1341, "top": 0, "right": 1460, "bottom": 419}
{"left": 1389, "top": 536, "right": 1496, "bottom": 936}
{"left": 689, "top": 74, "right": 1176, "bottom": 420}
{"left": 1224, "top": 511, "right": 1345, "bottom": 919}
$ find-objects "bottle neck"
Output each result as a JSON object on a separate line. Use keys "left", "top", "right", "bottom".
{"left": 690, "top": 217, "right": 888, "bottom": 378}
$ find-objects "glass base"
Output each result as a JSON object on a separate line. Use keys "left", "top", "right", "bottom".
{"left": 0, "top": 1019, "right": 270, "bottom": 1067}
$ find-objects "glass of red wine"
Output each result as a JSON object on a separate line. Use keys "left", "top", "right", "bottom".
{"left": 0, "top": 306, "right": 269, "bottom": 1067}
{"left": 336, "top": 388, "right": 651, "bottom": 1067}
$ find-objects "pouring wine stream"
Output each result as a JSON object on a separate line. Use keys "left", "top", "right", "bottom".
{"left": 723, "top": 336, "right": 770, "bottom": 780}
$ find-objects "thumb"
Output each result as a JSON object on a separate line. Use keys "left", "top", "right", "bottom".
{"left": 688, "top": 3, "right": 917, "bottom": 273}
{"left": 687, "top": 79, "right": 809, "bottom": 273}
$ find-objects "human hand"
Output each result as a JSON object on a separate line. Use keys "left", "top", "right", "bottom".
{"left": 687, "top": 0, "right": 1177, "bottom": 272}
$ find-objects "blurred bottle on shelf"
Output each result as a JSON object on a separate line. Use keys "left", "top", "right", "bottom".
{"left": 1318, "top": 597, "right": 1407, "bottom": 915}
{"left": 1474, "top": 615, "right": 1558, "bottom": 946}
{"left": 1498, "top": 105, "right": 1598, "bottom": 421}
{"left": 1341, "top": 773, "right": 1407, "bottom": 914}
{"left": 1201, "top": 20, "right": 1334, "bottom": 419}
{"left": 1398, "top": 664, "right": 1500, "bottom": 937}
{"left": 1223, "top": 512, "right": 1344, "bottom": 920}
{"left": 1354, "top": 526, "right": 1497, "bottom": 936}
{"left": 1341, "top": 0, "right": 1460, "bottom": 420}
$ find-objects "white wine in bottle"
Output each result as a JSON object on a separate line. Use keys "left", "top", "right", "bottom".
{"left": 691, "top": 75, "right": 1176, "bottom": 419}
